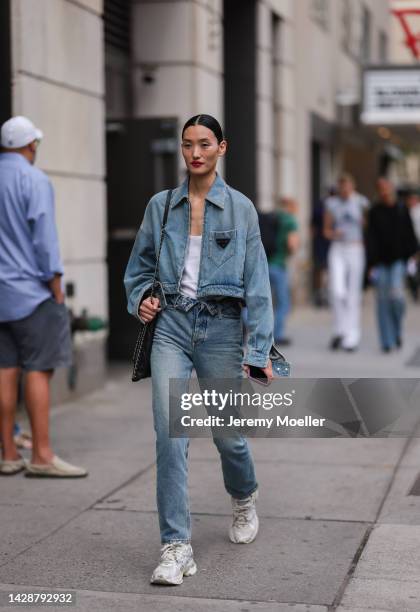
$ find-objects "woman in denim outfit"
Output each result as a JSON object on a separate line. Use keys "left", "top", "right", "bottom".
{"left": 124, "top": 115, "right": 274, "bottom": 585}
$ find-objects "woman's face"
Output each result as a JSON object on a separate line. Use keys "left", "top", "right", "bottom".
{"left": 181, "top": 125, "right": 226, "bottom": 176}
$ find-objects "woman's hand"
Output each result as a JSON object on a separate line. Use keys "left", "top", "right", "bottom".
{"left": 262, "top": 360, "right": 274, "bottom": 383}
{"left": 139, "top": 296, "right": 161, "bottom": 323}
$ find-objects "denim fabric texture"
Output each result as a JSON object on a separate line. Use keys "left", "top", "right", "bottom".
{"left": 150, "top": 293, "right": 258, "bottom": 543}
{"left": 0, "top": 298, "right": 72, "bottom": 371}
{"left": 374, "top": 260, "right": 406, "bottom": 350}
{"left": 124, "top": 173, "right": 274, "bottom": 367}
{"left": 268, "top": 263, "right": 290, "bottom": 341}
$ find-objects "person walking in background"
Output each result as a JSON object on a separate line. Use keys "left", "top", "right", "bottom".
{"left": 267, "top": 197, "right": 299, "bottom": 346}
{"left": 405, "top": 188, "right": 420, "bottom": 302}
{"left": 311, "top": 189, "right": 333, "bottom": 307}
{"left": 324, "top": 173, "right": 369, "bottom": 352}
{"left": 0, "top": 116, "right": 87, "bottom": 478}
{"left": 406, "top": 188, "right": 420, "bottom": 242}
{"left": 367, "top": 178, "right": 419, "bottom": 353}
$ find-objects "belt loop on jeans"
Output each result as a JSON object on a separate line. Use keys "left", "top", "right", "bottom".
{"left": 205, "top": 302, "right": 219, "bottom": 316}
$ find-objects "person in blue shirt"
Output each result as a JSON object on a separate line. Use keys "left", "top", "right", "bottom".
{"left": 0, "top": 116, "right": 87, "bottom": 478}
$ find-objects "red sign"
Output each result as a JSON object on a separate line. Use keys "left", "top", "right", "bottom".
{"left": 392, "top": 8, "right": 420, "bottom": 59}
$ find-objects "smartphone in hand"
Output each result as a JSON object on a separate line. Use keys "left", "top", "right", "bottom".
{"left": 248, "top": 365, "right": 270, "bottom": 386}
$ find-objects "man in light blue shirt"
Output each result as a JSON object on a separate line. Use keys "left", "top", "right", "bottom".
{"left": 0, "top": 116, "right": 87, "bottom": 478}
{"left": 0, "top": 137, "right": 64, "bottom": 321}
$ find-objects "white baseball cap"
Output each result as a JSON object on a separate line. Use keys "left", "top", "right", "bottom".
{"left": 1, "top": 116, "right": 43, "bottom": 149}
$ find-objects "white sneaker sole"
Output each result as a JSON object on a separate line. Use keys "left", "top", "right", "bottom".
{"left": 229, "top": 515, "right": 259, "bottom": 544}
{"left": 150, "top": 559, "right": 197, "bottom": 586}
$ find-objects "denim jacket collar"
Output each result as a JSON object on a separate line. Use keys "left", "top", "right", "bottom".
{"left": 171, "top": 172, "right": 226, "bottom": 210}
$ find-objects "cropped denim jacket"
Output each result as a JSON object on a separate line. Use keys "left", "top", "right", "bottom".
{"left": 124, "top": 173, "right": 274, "bottom": 367}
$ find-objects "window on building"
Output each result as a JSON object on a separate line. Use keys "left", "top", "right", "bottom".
{"left": 272, "top": 13, "right": 282, "bottom": 78}
{"left": 379, "top": 30, "right": 388, "bottom": 63}
{"left": 342, "top": 0, "right": 352, "bottom": 54}
{"left": 104, "top": 0, "right": 131, "bottom": 118}
{"left": 360, "top": 6, "right": 371, "bottom": 64}
{"left": 104, "top": 0, "right": 131, "bottom": 54}
{"left": 271, "top": 13, "right": 282, "bottom": 199}
{"left": 311, "top": 0, "right": 329, "bottom": 30}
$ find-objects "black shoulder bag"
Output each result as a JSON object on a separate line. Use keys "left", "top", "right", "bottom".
{"left": 131, "top": 189, "right": 172, "bottom": 382}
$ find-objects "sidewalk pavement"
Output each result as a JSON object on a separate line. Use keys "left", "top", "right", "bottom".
{"left": 1, "top": 297, "right": 420, "bottom": 611}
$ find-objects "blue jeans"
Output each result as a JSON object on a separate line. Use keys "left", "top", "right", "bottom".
{"left": 150, "top": 294, "right": 258, "bottom": 543}
{"left": 269, "top": 264, "right": 290, "bottom": 341}
{"left": 375, "top": 261, "right": 406, "bottom": 350}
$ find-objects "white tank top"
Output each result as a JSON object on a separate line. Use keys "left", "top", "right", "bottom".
{"left": 180, "top": 235, "right": 202, "bottom": 299}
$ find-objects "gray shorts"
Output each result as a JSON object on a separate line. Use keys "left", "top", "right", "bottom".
{"left": 0, "top": 298, "right": 72, "bottom": 372}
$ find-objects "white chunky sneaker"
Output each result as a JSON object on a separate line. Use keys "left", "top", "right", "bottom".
{"left": 150, "top": 542, "right": 197, "bottom": 585}
{"left": 229, "top": 489, "right": 259, "bottom": 544}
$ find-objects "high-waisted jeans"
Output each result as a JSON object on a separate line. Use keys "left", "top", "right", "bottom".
{"left": 150, "top": 293, "right": 258, "bottom": 543}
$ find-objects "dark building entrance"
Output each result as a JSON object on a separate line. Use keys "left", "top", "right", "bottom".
{"left": 223, "top": 0, "right": 257, "bottom": 203}
{"left": 103, "top": 2, "right": 178, "bottom": 359}
{"left": 106, "top": 118, "right": 178, "bottom": 359}
{"left": 0, "top": 0, "right": 12, "bottom": 124}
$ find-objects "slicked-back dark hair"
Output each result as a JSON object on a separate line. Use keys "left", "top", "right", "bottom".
{"left": 182, "top": 114, "right": 224, "bottom": 143}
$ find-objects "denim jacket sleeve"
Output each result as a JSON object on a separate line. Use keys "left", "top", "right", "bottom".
{"left": 243, "top": 204, "right": 274, "bottom": 368}
{"left": 124, "top": 195, "right": 158, "bottom": 320}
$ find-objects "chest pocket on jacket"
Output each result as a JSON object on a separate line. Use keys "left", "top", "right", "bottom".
{"left": 209, "top": 229, "right": 237, "bottom": 267}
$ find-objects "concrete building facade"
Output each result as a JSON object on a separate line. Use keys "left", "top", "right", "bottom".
{"left": 1, "top": 0, "right": 395, "bottom": 396}
{"left": 107, "top": 0, "right": 391, "bottom": 302}
{"left": 294, "top": 0, "right": 391, "bottom": 292}
{"left": 1, "top": 0, "right": 107, "bottom": 399}
{"left": 385, "top": 0, "right": 420, "bottom": 185}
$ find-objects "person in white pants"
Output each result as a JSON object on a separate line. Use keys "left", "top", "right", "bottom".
{"left": 324, "top": 174, "right": 369, "bottom": 351}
